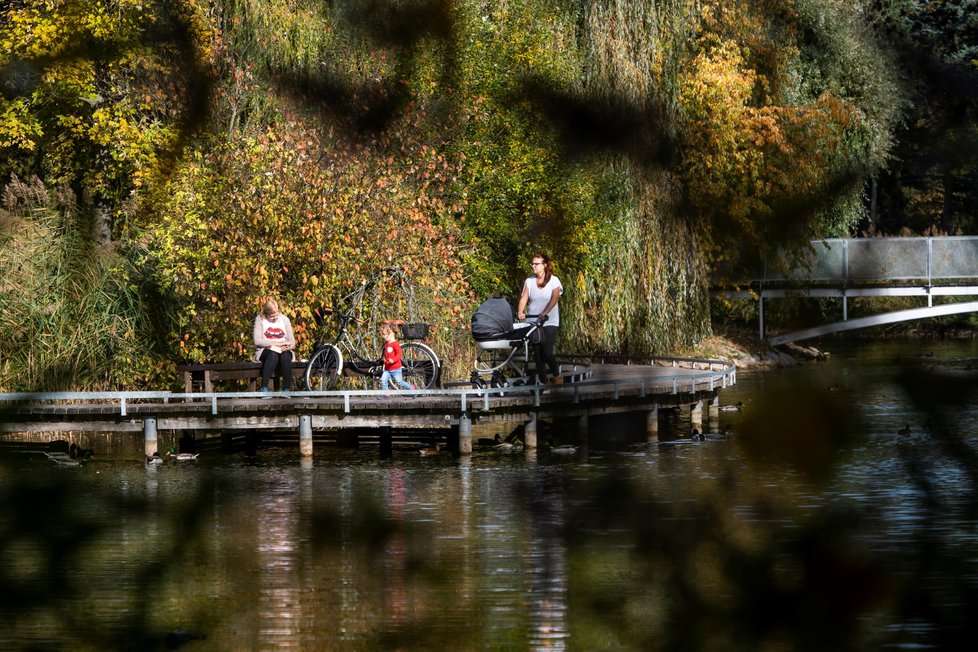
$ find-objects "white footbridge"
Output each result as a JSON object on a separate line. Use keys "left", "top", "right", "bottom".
{"left": 719, "top": 237, "right": 978, "bottom": 345}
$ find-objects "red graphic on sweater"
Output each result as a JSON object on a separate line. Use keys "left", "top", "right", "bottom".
{"left": 264, "top": 326, "right": 286, "bottom": 340}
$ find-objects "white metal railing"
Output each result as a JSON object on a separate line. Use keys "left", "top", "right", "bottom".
{"left": 716, "top": 237, "right": 978, "bottom": 341}
{"left": 759, "top": 237, "right": 978, "bottom": 284}
{"left": 0, "top": 391, "right": 173, "bottom": 417}
{"left": 0, "top": 359, "right": 735, "bottom": 419}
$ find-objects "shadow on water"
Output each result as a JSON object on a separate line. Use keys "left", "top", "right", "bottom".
{"left": 1, "top": 341, "right": 977, "bottom": 649}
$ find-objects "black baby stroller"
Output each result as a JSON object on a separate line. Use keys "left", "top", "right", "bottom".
{"left": 470, "top": 297, "right": 546, "bottom": 388}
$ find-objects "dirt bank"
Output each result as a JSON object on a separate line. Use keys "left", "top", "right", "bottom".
{"left": 679, "top": 326, "right": 829, "bottom": 371}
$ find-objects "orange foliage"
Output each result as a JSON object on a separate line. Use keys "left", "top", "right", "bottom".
{"left": 680, "top": 0, "right": 859, "bottom": 250}
{"left": 149, "top": 109, "right": 472, "bottom": 362}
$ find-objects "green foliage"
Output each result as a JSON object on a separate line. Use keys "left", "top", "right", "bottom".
{"left": 870, "top": 0, "right": 978, "bottom": 236}
{"left": 0, "top": 0, "right": 218, "bottom": 235}
{"left": 904, "top": 0, "right": 978, "bottom": 68}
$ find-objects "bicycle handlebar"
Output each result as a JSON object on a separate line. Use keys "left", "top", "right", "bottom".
{"left": 315, "top": 305, "right": 360, "bottom": 324}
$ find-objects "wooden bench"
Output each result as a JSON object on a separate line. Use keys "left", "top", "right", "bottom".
{"left": 177, "top": 361, "right": 309, "bottom": 393}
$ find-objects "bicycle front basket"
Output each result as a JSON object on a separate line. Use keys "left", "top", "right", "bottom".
{"left": 400, "top": 323, "right": 430, "bottom": 340}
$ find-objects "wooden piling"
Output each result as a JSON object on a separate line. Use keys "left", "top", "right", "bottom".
{"left": 143, "top": 417, "right": 158, "bottom": 457}
{"left": 299, "top": 415, "right": 312, "bottom": 457}
{"left": 574, "top": 414, "right": 589, "bottom": 449}
{"left": 379, "top": 427, "right": 393, "bottom": 459}
{"left": 646, "top": 407, "right": 659, "bottom": 442}
{"left": 524, "top": 415, "right": 538, "bottom": 449}
{"left": 690, "top": 400, "right": 703, "bottom": 431}
{"left": 457, "top": 414, "right": 472, "bottom": 455}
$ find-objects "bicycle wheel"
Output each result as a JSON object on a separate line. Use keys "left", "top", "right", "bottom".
{"left": 305, "top": 345, "right": 342, "bottom": 391}
{"left": 400, "top": 342, "right": 440, "bottom": 389}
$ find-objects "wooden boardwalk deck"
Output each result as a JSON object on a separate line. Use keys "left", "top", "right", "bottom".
{"left": 1, "top": 358, "right": 735, "bottom": 456}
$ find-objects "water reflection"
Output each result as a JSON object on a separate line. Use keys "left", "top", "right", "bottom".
{"left": 255, "top": 475, "right": 304, "bottom": 648}
{"left": 1, "top": 339, "right": 978, "bottom": 649}
{"left": 523, "top": 471, "right": 569, "bottom": 649}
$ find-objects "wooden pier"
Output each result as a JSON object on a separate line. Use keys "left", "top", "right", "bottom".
{"left": 0, "top": 357, "right": 735, "bottom": 457}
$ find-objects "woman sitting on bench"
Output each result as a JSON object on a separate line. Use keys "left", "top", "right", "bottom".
{"left": 253, "top": 299, "right": 296, "bottom": 393}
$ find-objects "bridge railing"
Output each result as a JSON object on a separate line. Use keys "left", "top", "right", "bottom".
{"left": 716, "top": 236, "right": 978, "bottom": 343}
{"left": 759, "top": 237, "right": 978, "bottom": 284}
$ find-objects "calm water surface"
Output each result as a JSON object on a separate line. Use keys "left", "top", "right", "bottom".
{"left": 2, "top": 338, "right": 977, "bottom": 650}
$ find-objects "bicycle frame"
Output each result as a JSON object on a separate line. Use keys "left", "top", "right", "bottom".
{"left": 305, "top": 281, "right": 441, "bottom": 390}
{"left": 327, "top": 311, "right": 382, "bottom": 378}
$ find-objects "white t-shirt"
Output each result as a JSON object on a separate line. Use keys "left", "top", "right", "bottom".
{"left": 523, "top": 275, "right": 563, "bottom": 327}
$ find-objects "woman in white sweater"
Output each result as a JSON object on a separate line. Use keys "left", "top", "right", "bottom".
{"left": 253, "top": 299, "right": 296, "bottom": 392}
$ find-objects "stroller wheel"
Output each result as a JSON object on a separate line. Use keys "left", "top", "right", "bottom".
{"left": 470, "top": 371, "right": 487, "bottom": 389}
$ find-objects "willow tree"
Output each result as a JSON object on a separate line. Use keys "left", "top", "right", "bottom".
{"left": 560, "top": 0, "right": 710, "bottom": 353}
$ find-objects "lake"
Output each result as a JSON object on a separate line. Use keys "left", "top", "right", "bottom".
{"left": 1, "top": 338, "right": 977, "bottom": 650}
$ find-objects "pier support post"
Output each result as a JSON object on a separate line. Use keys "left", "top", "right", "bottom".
{"left": 379, "top": 427, "right": 392, "bottom": 459}
{"left": 524, "top": 415, "right": 538, "bottom": 449}
{"left": 708, "top": 396, "right": 719, "bottom": 430}
{"left": 143, "top": 417, "right": 158, "bottom": 457}
{"left": 646, "top": 407, "right": 659, "bottom": 442}
{"left": 457, "top": 414, "right": 472, "bottom": 455}
{"left": 690, "top": 400, "right": 703, "bottom": 432}
{"left": 299, "top": 415, "right": 313, "bottom": 457}
{"left": 574, "top": 414, "right": 589, "bottom": 449}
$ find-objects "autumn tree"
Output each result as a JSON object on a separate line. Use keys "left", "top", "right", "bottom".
{"left": 0, "top": 0, "right": 217, "bottom": 242}
{"left": 678, "top": 0, "right": 905, "bottom": 265}
{"left": 145, "top": 113, "right": 472, "bottom": 363}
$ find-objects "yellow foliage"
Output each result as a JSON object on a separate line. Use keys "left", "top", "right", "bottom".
{"left": 147, "top": 111, "right": 472, "bottom": 362}
{"left": 679, "top": 0, "right": 859, "bottom": 249}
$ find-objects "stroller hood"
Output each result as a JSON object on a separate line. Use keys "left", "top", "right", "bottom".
{"left": 471, "top": 298, "right": 516, "bottom": 341}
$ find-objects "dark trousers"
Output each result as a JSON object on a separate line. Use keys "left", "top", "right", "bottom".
{"left": 259, "top": 349, "right": 293, "bottom": 390}
{"left": 533, "top": 326, "right": 559, "bottom": 382}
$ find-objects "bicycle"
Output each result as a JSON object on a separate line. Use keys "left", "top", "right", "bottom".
{"left": 304, "top": 284, "right": 441, "bottom": 391}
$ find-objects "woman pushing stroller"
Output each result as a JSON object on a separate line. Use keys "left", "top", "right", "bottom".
{"left": 516, "top": 252, "right": 563, "bottom": 383}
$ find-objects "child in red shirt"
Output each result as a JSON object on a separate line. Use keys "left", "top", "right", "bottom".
{"left": 380, "top": 323, "right": 413, "bottom": 392}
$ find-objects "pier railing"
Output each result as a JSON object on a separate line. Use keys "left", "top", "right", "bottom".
{"left": 0, "top": 356, "right": 735, "bottom": 419}
{"left": 756, "top": 236, "right": 978, "bottom": 285}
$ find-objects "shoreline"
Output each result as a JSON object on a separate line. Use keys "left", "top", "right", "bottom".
{"left": 677, "top": 332, "right": 826, "bottom": 372}
{"left": 687, "top": 324, "right": 978, "bottom": 371}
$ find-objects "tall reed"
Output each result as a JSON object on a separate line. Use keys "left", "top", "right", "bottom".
{"left": 0, "top": 177, "right": 173, "bottom": 391}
